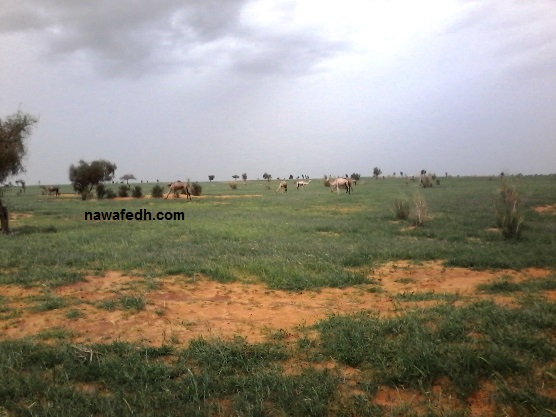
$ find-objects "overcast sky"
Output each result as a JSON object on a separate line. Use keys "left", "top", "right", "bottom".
{"left": 1, "top": 0, "right": 555, "bottom": 184}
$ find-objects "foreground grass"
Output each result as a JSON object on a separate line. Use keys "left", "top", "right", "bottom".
{"left": 0, "top": 298, "right": 554, "bottom": 416}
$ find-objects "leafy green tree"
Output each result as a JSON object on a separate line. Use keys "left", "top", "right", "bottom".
{"left": 69, "top": 159, "right": 117, "bottom": 200}
{"left": 372, "top": 167, "right": 382, "bottom": 179}
{"left": 208, "top": 175, "right": 215, "bottom": 182}
{"left": 0, "top": 111, "right": 38, "bottom": 233}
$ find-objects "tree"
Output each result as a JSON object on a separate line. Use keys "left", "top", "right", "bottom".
{"left": 208, "top": 175, "right": 215, "bottom": 182}
{"left": 120, "top": 174, "right": 136, "bottom": 184}
{"left": 0, "top": 111, "right": 38, "bottom": 233}
{"left": 69, "top": 159, "right": 117, "bottom": 200}
{"left": 242, "top": 173, "right": 247, "bottom": 181}
{"left": 350, "top": 173, "right": 361, "bottom": 181}
{"left": 232, "top": 174, "right": 239, "bottom": 180}
{"left": 372, "top": 167, "right": 382, "bottom": 179}
{"left": 262, "top": 173, "right": 272, "bottom": 181}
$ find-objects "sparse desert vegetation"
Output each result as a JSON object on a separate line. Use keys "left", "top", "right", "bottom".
{"left": 0, "top": 175, "right": 554, "bottom": 416}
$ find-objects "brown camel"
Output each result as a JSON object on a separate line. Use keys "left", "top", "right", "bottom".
{"left": 165, "top": 181, "right": 191, "bottom": 200}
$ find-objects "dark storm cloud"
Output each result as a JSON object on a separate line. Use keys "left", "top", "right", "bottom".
{"left": 0, "top": 0, "right": 347, "bottom": 77}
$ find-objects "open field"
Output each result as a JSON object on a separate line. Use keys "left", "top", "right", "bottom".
{"left": 1, "top": 176, "right": 555, "bottom": 416}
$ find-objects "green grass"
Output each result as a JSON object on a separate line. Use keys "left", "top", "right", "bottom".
{"left": 0, "top": 176, "right": 555, "bottom": 415}
{"left": 1, "top": 177, "right": 555, "bottom": 290}
{"left": 316, "top": 298, "right": 556, "bottom": 400}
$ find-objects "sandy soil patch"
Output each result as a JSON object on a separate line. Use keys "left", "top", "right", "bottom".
{"left": 1, "top": 262, "right": 553, "bottom": 347}
{"left": 534, "top": 204, "right": 556, "bottom": 215}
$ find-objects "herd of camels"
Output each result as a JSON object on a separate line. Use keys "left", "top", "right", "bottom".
{"left": 39, "top": 177, "right": 355, "bottom": 199}
{"left": 164, "top": 177, "right": 353, "bottom": 199}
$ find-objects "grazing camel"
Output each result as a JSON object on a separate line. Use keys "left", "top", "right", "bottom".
{"left": 276, "top": 181, "right": 288, "bottom": 193}
{"left": 42, "top": 186, "right": 60, "bottom": 196}
{"left": 296, "top": 180, "right": 311, "bottom": 190}
{"left": 165, "top": 180, "right": 191, "bottom": 200}
{"left": 330, "top": 178, "right": 352, "bottom": 194}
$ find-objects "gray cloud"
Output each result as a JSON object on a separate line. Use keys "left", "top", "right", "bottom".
{"left": 443, "top": 1, "right": 556, "bottom": 80}
{"left": 0, "top": 0, "right": 348, "bottom": 77}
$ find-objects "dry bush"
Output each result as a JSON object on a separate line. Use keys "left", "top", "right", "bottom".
{"left": 323, "top": 179, "right": 330, "bottom": 187}
{"left": 228, "top": 182, "right": 238, "bottom": 190}
{"left": 412, "top": 192, "right": 429, "bottom": 226}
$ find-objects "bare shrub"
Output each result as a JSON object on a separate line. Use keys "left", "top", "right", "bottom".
{"left": 412, "top": 192, "right": 429, "bottom": 226}
{"left": 495, "top": 180, "right": 524, "bottom": 239}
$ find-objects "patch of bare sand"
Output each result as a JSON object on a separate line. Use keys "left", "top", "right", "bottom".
{"left": 8, "top": 212, "right": 32, "bottom": 221}
{"left": 534, "top": 204, "right": 556, "bottom": 215}
{"left": 0, "top": 263, "right": 553, "bottom": 347}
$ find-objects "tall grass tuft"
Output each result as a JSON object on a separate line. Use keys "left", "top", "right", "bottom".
{"left": 495, "top": 180, "right": 524, "bottom": 239}
{"left": 394, "top": 198, "right": 410, "bottom": 220}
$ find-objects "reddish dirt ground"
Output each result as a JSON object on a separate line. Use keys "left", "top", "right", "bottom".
{"left": 1, "top": 261, "right": 553, "bottom": 346}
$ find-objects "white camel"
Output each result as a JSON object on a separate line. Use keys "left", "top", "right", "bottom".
{"left": 329, "top": 178, "right": 352, "bottom": 194}
{"left": 296, "top": 180, "right": 311, "bottom": 190}
{"left": 276, "top": 181, "right": 288, "bottom": 193}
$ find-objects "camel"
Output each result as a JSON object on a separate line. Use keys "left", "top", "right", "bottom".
{"left": 329, "top": 178, "right": 352, "bottom": 194}
{"left": 42, "top": 186, "right": 60, "bottom": 196}
{"left": 276, "top": 181, "right": 288, "bottom": 193}
{"left": 296, "top": 180, "right": 311, "bottom": 190}
{"left": 165, "top": 180, "right": 191, "bottom": 200}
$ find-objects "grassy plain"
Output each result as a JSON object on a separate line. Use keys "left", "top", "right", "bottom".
{"left": 0, "top": 175, "right": 555, "bottom": 416}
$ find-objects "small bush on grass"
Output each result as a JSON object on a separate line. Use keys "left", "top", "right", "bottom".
{"left": 105, "top": 188, "right": 116, "bottom": 199}
{"left": 118, "top": 185, "right": 130, "bottom": 198}
{"left": 131, "top": 185, "right": 142, "bottom": 198}
{"left": 394, "top": 198, "right": 410, "bottom": 220}
{"left": 190, "top": 182, "right": 202, "bottom": 196}
{"left": 151, "top": 184, "right": 164, "bottom": 198}
{"left": 228, "top": 181, "right": 238, "bottom": 190}
{"left": 96, "top": 183, "right": 106, "bottom": 199}
{"left": 495, "top": 180, "right": 525, "bottom": 239}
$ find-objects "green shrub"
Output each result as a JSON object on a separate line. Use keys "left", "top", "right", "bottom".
{"left": 190, "top": 182, "right": 202, "bottom": 196}
{"left": 118, "top": 185, "right": 130, "bottom": 198}
{"left": 105, "top": 188, "right": 116, "bottom": 199}
{"left": 151, "top": 184, "right": 164, "bottom": 198}
{"left": 96, "top": 183, "right": 106, "bottom": 199}
{"left": 495, "top": 180, "right": 524, "bottom": 239}
{"left": 131, "top": 185, "right": 142, "bottom": 198}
